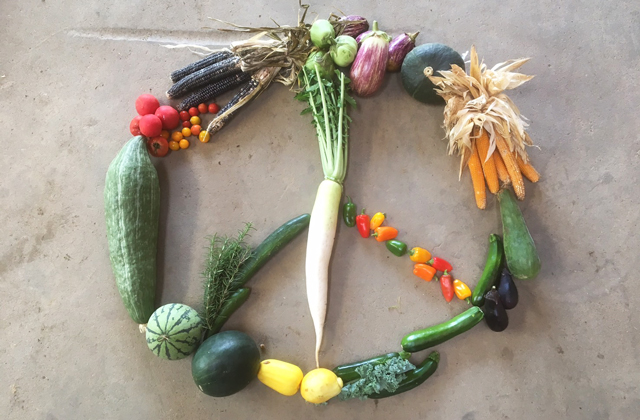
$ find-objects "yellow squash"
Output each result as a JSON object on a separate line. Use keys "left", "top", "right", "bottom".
{"left": 300, "top": 368, "right": 343, "bottom": 404}
{"left": 257, "top": 359, "right": 304, "bottom": 396}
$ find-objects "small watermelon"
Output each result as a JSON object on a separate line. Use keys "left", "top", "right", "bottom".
{"left": 146, "top": 303, "right": 204, "bottom": 360}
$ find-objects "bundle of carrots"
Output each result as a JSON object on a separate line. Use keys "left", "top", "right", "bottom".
{"left": 429, "top": 46, "right": 540, "bottom": 208}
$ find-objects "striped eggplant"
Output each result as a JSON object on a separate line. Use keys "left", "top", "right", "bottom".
{"left": 349, "top": 21, "right": 391, "bottom": 97}
{"left": 339, "top": 15, "right": 369, "bottom": 38}
{"left": 387, "top": 32, "right": 419, "bottom": 72}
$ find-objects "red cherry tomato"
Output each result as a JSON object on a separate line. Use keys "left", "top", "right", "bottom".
{"left": 139, "top": 114, "right": 163, "bottom": 137}
{"left": 182, "top": 121, "right": 192, "bottom": 128}
{"left": 179, "top": 110, "right": 190, "bottom": 121}
{"left": 146, "top": 137, "right": 169, "bottom": 157}
{"left": 188, "top": 107, "right": 199, "bottom": 117}
{"left": 129, "top": 115, "right": 143, "bottom": 136}
{"left": 208, "top": 103, "right": 220, "bottom": 114}
{"left": 154, "top": 106, "right": 180, "bottom": 130}
{"left": 135, "top": 94, "right": 159, "bottom": 116}
{"left": 198, "top": 103, "right": 208, "bottom": 114}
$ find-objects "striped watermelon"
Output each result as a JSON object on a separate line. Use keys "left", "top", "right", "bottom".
{"left": 146, "top": 303, "right": 204, "bottom": 360}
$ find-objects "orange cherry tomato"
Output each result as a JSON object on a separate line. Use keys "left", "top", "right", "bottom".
{"left": 199, "top": 130, "right": 211, "bottom": 143}
{"left": 198, "top": 103, "right": 208, "bottom": 114}
{"left": 190, "top": 116, "right": 201, "bottom": 125}
{"left": 191, "top": 125, "right": 201, "bottom": 136}
{"left": 171, "top": 131, "right": 183, "bottom": 142}
{"left": 160, "top": 130, "right": 170, "bottom": 139}
{"left": 181, "top": 127, "right": 192, "bottom": 137}
{"left": 179, "top": 139, "right": 190, "bottom": 149}
{"left": 168, "top": 140, "right": 180, "bottom": 151}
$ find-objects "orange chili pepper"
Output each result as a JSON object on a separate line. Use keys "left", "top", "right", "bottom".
{"left": 370, "top": 212, "right": 386, "bottom": 230}
{"left": 453, "top": 279, "right": 472, "bottom": 300}
{"left": 413, "top": 264, "right": 436, "bottom": 282}
{"left": 409, "top": 247, "right": 431, "bottom": 263}
{"left": 373, "top": 226, "right": 398, "bottom": 242}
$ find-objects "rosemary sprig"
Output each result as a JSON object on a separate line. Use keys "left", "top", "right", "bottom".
{"left": 203, "top": 223, "right": 253, "bottom": 331}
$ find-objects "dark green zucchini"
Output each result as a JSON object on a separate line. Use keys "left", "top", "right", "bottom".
{"left": 471, "top": 234, "right": 503, "bottom": 307}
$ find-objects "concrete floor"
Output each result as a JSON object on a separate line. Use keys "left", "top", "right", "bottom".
{"left": 1, "top": 1, "right": 639, "bottom": 419}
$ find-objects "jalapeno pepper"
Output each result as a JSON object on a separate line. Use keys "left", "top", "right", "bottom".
{"left": 332, "top": 351, "right": 411, "bottom": 383}
{"left": 386, "top": 239, "right": 407, "bottom": 257}
{"left": 413, "top": 263, "right": 436, "bottom": 282}
{"left": 439, "top": 271, "right": 454, "bottom": 302}
{"left": 342, "top": 196, "right": 357, "bottom": 227}
{"left": 428, "top": 257, "right": 453, "bottom": 272}
{"left": 355, "top": 210, "right": 370, "bottom": 238}
{"left": 409, "top": 247, "right": 431, "bottom": 263}
{"left": 453, "top": 279, "right": 472, "bottom": 301}
{"left": 373, "top": 226, "right": 398, "bottom": 242}
{"left": 369, "top": 212, "right": 386, "bottom": 230}
{"left": 369, "top": 351, "right": 440, "bottom": 399}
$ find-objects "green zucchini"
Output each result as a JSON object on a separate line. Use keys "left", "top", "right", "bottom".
{"left": 498, "top": 189, "right": 541, "bottom": 279}
{"left": 471, "top": 234, "right": 503, "bottom": 307}
{"left": 104, "top": 136, "right": 160, "bottom": 324}
{"left": 333, "top": 351, "right": 411, "bottom": 384}
{"left": 401, "top": 306, "right": 484, "bottom": 352}
{"left": 230, "top": 214, "right": 311, "bottom": 289}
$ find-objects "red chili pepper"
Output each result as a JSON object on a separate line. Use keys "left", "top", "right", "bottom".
{"left": 440, "top": 271, "right": 454, "bottom": 302}
{"left": 428, "top": 257, "right": 453, "bottom": 272}
{"left": 356, "top": 209, "right": 370, "bottom": 238}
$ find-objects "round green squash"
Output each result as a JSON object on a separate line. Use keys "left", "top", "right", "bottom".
{"left": 192, "top": 330, "right": 261, "bottom": 397}
{"left": 401, "top": 43, "right": 465, "bottom": 104}
{"left": 146, "top": 303, "right": 204, "bottom": 360}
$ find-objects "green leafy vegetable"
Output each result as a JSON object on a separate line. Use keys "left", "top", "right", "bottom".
{"left": 203, "top": 223, "right": 253, "bottom": 331}
{"left": 338, "top": 356, "right": 415, "bottom": 400}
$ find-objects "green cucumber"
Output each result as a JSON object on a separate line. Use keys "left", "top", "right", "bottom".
{"left": 498, "top": 189, "right": 541, "bottom": 279}
{"left": 471, "top": 234, "right": 503, "bottom": 307}
{"left": 104, "top": 137, "right": 159, "bottom": 324}
{"left": 230, "top": 214, "right": 310, "bottom": 289}
{"left": 206, "top": 287, "right": 251, "bottom": 338}
{"left": 401, "top": 306, "right": 484, "bottom": 352}
{"left": 369, "top": 351, "right": 439, "bottom": 399}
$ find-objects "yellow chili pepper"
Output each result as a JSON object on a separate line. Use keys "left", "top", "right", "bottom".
{"left": 409, "top": 247, "right": 431, "bottom": 263}
{"left": 370, "top": 212, "right": 386, "bottom": 230}
{"left": 453, "top": 279, "right": 472, "bottom": 300}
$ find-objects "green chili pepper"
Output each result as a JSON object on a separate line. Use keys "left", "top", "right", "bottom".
{"left": 342, "top": 196, "right": 357, "bottom": 227}
{"left": 386, "top": 239, "right": 407, "bottom": 256}
{"left": 369, "top": 351, "right": 440, "bottom": 399}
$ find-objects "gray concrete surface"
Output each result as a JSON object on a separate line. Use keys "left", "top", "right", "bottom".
{"left": 1, "top": 1, "right": 639, "bottom": 419}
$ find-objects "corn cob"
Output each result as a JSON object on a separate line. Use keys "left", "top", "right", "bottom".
{"left": 170, "top": 51, "right": 233, "bottom": 83}
{"left": 177, "top": 71, "right": 252, "bottom": 111}
{"left": 166, "top": 56, "right": 241, "bottom": 99}
{"left": 205, "top": 67, "right": 279, "bottom": 134}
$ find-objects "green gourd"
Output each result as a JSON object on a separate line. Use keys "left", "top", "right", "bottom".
{"left": 104, "top": 136, "right": 160, "bottom": 324}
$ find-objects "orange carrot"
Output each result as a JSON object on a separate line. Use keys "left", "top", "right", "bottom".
{"left": 493, "top": 151, "right": 511, "bottom": 184}
{"left": 467, "top": 140, "right": 487, "bottom": 209}
{"left": 495, "top": 135, "right": 525, "bottom": 200}
{"left": 475, "top": 129, "right": 499, "bottom": 194}
{"left": 516, "top": 154, "right": 540, "bottom": 183}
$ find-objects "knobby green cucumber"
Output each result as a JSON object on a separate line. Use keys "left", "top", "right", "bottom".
{"left": 104, "top": 136, "right": 160, "bottom": 324}
{"left": 401, "top": 306, "right": 484, "bottom": 352}
{"left": 230, "top": 214, "right": 311, "bottom": 289}
{"left": 498, "top": 189, "right": 541, "bottom": 280}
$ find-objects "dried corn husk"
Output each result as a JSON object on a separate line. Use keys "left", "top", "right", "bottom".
{"left": 429, "top": 46, "right": 535, "bottom": 178}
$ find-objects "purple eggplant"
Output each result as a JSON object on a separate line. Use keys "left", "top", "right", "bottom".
{"left": 339, "top": 15, "right": 369, "bottom": 38}
{"left": 349, "top": 21, "right": 391, "bottom": 97}
{"left": 386, "top": 32, "right": 419, "bottom": 72}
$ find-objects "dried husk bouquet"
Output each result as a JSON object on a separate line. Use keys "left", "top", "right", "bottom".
{"left": 429, "top": 46, "right": 540, "bottom": 208}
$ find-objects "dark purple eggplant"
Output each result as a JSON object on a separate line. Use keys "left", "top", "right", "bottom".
{"left": 386, "top": 32, "right": 419, "bottom": 72}
{"left": 349, "top": 21, "right": 391, "bottom": 97}
{"left": 484, "top": 289, "right": 509, "bottom": 332}
{"left": 339, "top": 15, "right": 369, "bottom": 38}
{"left": 497, "top": 268, "right": 519, "bottom": 310}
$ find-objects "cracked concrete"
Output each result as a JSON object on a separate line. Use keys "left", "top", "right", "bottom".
{"left": 1, "top": 1, "right": 639, "bottom": 419}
